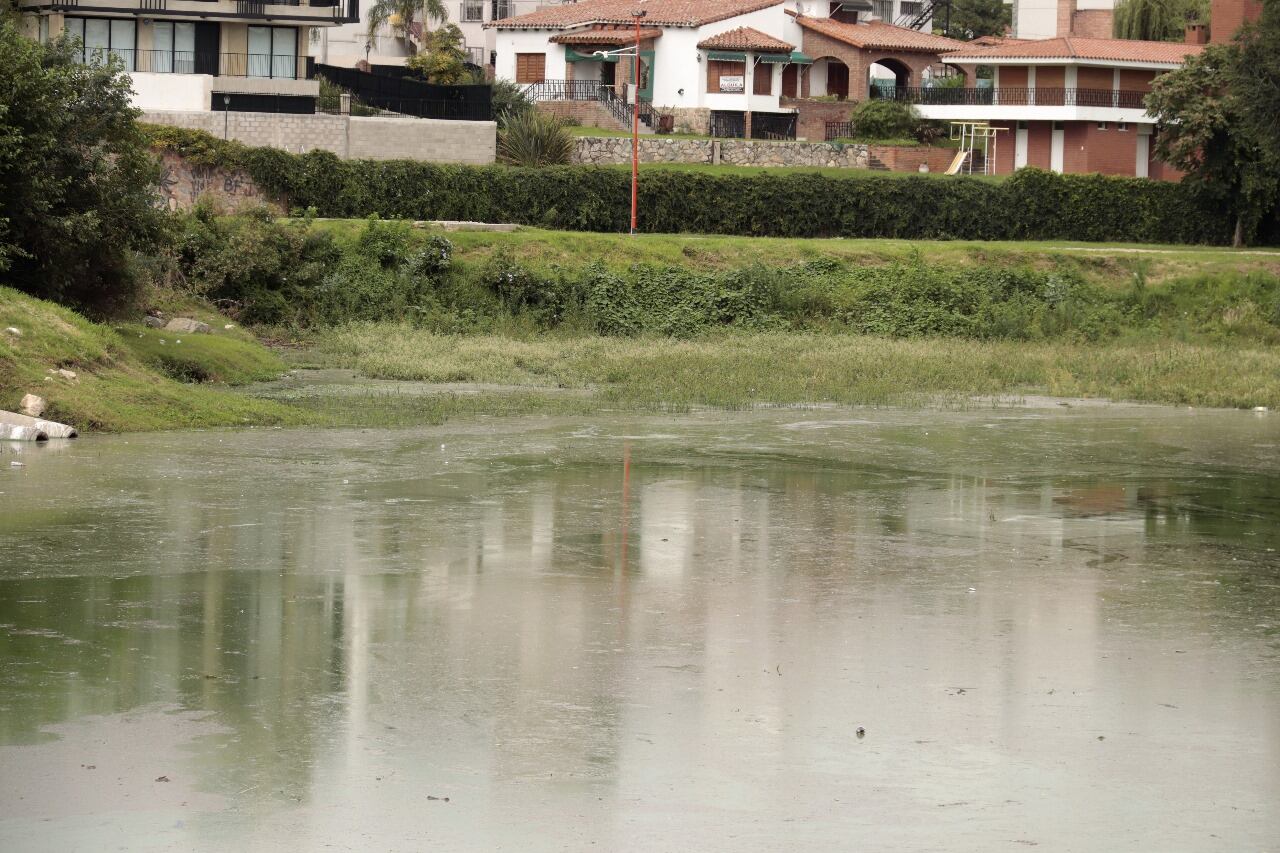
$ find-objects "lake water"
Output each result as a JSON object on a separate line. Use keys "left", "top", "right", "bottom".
{"left": 1, "top": 407, "right": 1278, "bottom": 851}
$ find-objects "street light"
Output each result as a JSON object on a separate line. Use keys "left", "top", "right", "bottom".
{"left": 222, "top": 94, "right": 231, "bottom": 139}
{"left": 629, "top": 9, "right": 646, "bottom": 236}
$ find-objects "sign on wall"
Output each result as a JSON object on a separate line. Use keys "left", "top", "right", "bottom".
{"left": 719, "top": 75, "right": 744, "bottom": 93}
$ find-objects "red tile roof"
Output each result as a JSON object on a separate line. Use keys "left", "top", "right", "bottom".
{"left": 490, "top": 0, "right": 784, "bottom": 29}
{"left": 697, "top": 26, "right": 794, "bottom": 51}
{"left": 791, "top": 14, "right": 964, "bottom": 53}
{"left": 551, "top": 26, "right": 664, "bottom": 44}
{"left": 945, "top": 36, "right": 1206, "bottom": 64}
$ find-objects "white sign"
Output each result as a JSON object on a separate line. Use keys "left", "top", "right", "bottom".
{"left": 719, "top": 75, "right": 744, "bottom": 93}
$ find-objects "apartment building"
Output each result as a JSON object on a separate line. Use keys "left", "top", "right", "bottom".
{"left": 17, "top": 0, "right": 358, "bottom": 111}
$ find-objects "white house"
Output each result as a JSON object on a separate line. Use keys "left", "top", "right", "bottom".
{"left": 489, "top": 0, "right": 945, "bottom": 136}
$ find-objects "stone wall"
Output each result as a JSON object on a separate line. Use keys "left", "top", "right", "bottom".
{"left": 573, "top": 136, "right": 871, "bottom": 169}
{"left": 140, "top": 110, "right": 497, "bottom": 164}
{"left": 154, "top": 150, "right": 282, "bottom": 213}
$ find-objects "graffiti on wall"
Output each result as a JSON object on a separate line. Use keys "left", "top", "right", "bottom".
{"left": 153, "top": 151, "right": 283, "bottom": 212}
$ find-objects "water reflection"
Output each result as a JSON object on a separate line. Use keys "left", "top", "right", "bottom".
{"left": 1, "top": 408, "right": 1278, "bottom": 850}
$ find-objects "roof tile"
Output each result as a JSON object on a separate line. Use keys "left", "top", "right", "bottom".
{"left": 697, "top": 26, "right": 794, "bottom": 51}
{"left": 945, "top": 36, "right": 1206, "bottom": 64}
{"left": 490, "top": 0, "right": 784, "bottom": 29}
{"left": 550, "top": 26, "right": 665, "bottom": 44}
{"left": 792, "top": 14, "right": 964, "bottom": 53}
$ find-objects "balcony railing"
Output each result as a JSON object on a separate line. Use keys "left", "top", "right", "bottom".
{"left": 870, "top": 86, "right": 1149, "bottom": 109}
{"left": 522, "top": 79, "right": 605, "bottom": 101}
{"left": 111, "top": 49, "right": 313, "bottom": 78}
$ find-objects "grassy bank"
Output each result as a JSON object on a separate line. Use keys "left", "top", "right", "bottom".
{"left": 310, "top": 325, "right": 1280, "bottom": 410}
{"left": 0, "top": 286, "right": 301, "bottom": 431}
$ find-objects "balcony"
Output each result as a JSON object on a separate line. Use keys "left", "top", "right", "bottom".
{"left": 97, "top": 48, "right": 314, "bottom": 78}
{"left": 871, "top": 86, "right": 1149, "bottom": 109}
{"left": 23, "top": 0, "right": 359, "bottom": 24}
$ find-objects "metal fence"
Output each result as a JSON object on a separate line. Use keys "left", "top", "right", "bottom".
{"left": 870, "top": 86, "right": 1148, "bottom": 108}
{"left": 522, "top": 79, "right": 606, "bottom": 101}
{"left": 315, "top": 63, "right": 492, "bottom": 121}
{"left": 824, "top": 121, "right": 854, "bottom": 141}
{"left": 751, "top": 112, "right": 797, "bottom": 140}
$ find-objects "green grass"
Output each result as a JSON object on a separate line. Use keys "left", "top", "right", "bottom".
{"left": 115, "top": 324, "right": 286, "bottom": 384}
{"left": 382, "top": 226, "right": 1280, "bottom": 285}
{"left": 311, "top": 325, "right": 1280, "bottom": 410}
{"left": 0, "top": 286, "right": 301, "bottom": 432}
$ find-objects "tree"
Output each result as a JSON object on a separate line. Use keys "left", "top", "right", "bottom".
{"left": 0, "top": 23, "right": 165, "bottom": 311}
{"left": 366, "top": 0, "right": 447, "bottom": 53}
{"left": 943, "top": 0, "right": 1013, "bottom": 39}
{"left": 1112, "top": 0, "right": 1208, "bottom": 42}
{"left": 1146, "top": 15, "right": 1280, "bottom": 246}
{"left": 405, "top": 23, "right": 469, "bottom": 84}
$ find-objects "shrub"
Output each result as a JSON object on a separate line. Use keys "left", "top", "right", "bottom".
{"left": 497, "top": 111, "right": 575, "bottom": 167}
{"left": 145, "top": 127, "right": 1262, "bottom": 245}
{"left": 490, "top": 79, "right": 535, "bottom": 129}
{"left": 1, "top": 23, "right": 166, "bottom": 313}
{"left": 851, "top": 99, "right": 920, "bottom": 140}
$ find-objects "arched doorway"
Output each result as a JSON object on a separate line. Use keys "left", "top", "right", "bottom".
{"left": 809, "top": 56, "right": 850, "bottom": 99}
{"left": 867, "top": 57, "right": 911, "bottom": 99}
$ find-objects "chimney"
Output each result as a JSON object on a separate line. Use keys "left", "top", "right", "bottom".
{"left": 1184, "top": 23, "right": 1208, "bottom": 44}
{"left": 1210, "top": 0, "right": 1264, "bottom": 43}
{"left": 1056, "top": 0, "right": 1078, "bottom": 37}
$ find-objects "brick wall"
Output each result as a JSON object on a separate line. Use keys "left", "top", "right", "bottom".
{"left": 537, "top": 100, "right": 631, "bottom": 132}
{"left": 140, "top": 110, "right": 496, "bottom": 164}
{"left": 869, "top": 145, "right": 958, "bottom": 174}
{"left": 1211, "top": 0, "right": 1263, "bottom": 43}
{"left": 1070, "top": 9, "right": 1114, "bottom": 37}
{"left": 780, "top": 97, "right": 853, "bottom": 141}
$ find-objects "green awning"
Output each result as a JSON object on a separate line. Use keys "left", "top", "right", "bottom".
{"left": 565, "top": 47, "right": 618, "bottom": 63}
{"left": 706, "top": 50, "right": 747, "bottom": 62}
{"left": 759, "top": 52, "right": 805, "bottom": 64}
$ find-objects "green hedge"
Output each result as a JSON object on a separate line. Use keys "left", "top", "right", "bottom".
{"left": 144, "top": 125, "right": 1259, "bottom": 245}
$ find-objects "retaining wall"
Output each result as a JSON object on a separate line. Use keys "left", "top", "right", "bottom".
{"left": 140, "top": 110, "right": 497, "bottom": 164}
{"left": 573, "top": 136, "right": 875, "bottom": 169}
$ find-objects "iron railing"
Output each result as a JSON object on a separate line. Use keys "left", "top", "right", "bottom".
{"left": 119, "top": 50, "right": 312, "bottom": 78}
{"left": 750, "top": 112, "right": 797, "bottom": 140}
{"left": 521, "top": 79, "right": 603, "bottom": 101}
{"left": 825, "top": 120, "right": 854, "bottom": 141}
{"left": 871, "top": 86, "right": 1149, "bottom": 109}
{"left": 460, "top": 0, "right": 484, "bottom": 21}
{"left": 522, "top": 79, "right": 665, "bottom": 130}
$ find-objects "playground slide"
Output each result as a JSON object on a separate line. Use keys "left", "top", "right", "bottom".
{"left": 945, "top": 150, "right": 969, "bottom": 175}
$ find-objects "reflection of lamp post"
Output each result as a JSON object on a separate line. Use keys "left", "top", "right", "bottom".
{"left": 222, "top": 94, "right": 231, "bottom": 139}
{"left": 629, "top": 9, "right": 646, "bottom": 236}
{"left": 364, "top": 40, "right": 371, "bottom": 67}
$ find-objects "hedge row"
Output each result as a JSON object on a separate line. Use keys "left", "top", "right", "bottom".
{"left": 145, "top": 125, "right": 1266, "bottom": 246}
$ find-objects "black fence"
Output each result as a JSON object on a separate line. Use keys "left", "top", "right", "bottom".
{"left": 315, "top": 63, "right": 491, "bottom": 120}
{"left": 751, "top": 112, "right": 796, "bottom": 141}
{"left": 523, "top": 79, "right": 605, "bottom": 101}
{"left": 870, "top": 86, "right": 1148, "bottom": 109}
{"left": 825, "top": 121, "right": 854, "bottom": 140}
{"left": 711, "top": 111, "right": 797, "bottom": 140}
{"left": 212, "top": 92, "right": 317, "bottom": 114}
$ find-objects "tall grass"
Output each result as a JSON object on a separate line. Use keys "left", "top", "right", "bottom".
{"left": 314, "top": 325, "right": 1280, "bottom": 410}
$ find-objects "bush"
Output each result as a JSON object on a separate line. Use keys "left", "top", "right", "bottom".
{"left": 145, "top": 127, "right": 1261, "bottom": 245}
{"left": 851, "top": 99, "right": 920, "bottom": 140}
{"left": 497, "top": 111, "right": 575, "bottom": 167}
{"left": 491, "top": 79, "right": 535, "bottom": 129}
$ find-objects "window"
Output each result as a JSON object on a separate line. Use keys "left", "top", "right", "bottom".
{"left": 1097, "top": 121, "right": 1108, "bottom": 130}
{"left": 65, "top": 17, "right": 136, "bottom": 69}
{"left": 871, "top": 0, "right": 893, "bottom": 19}
{"left": 752, "top": 62, "right": 771, "bottom": 96}
{"left": 515, "top": 52, "right": 546, "bottom": 83}
{"left": 491, "top": 0, "right": 513, "bottom": 20}
{"left": 248, "top": 26, "right": 297, "bottom": 79}
{"left": 900, "top": 1, "right": 923, "bottom": 18}
{"left": 150, "top": 21, "right": 196, "bottom": 73}
{"left": 707, "top": 60, "right": 745, "bottom": 94}
{"left": 1117, "top": 121, "right": 1128, "bottom": 131}
{"left": 38, "top": 15, "right": 49, "bottom": 44}
{"left": 461, "top": 0, "right": 484, "bottom": 22}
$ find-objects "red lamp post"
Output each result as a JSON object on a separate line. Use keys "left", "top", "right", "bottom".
{"left": 630, "top": 9, "right": 646, "bottom": 236}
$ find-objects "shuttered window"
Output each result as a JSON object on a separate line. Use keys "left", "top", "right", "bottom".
{"left": 753, "top": 62, "right": 772, "bottom": 95}
{"left": 515, "top": 53, "right": 546, "bottom": 83}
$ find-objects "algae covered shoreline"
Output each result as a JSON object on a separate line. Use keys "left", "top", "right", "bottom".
{"left": 4, "top": 226, "right": 1280, "bottom": 434}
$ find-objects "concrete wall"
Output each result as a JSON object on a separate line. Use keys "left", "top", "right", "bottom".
{"left": 140, "top": 110, "right": 497, "bottom": 163}
{"left": 154, "top": 150, "right": 282, "bottom": 212}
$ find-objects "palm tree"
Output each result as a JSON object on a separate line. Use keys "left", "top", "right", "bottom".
{"left": 366, "top": 0, "right": 448, "bottom": 53}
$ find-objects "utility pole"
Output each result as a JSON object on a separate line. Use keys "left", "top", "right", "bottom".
{"left": 630, "top": 9, "right": 646, "bottom": 236}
